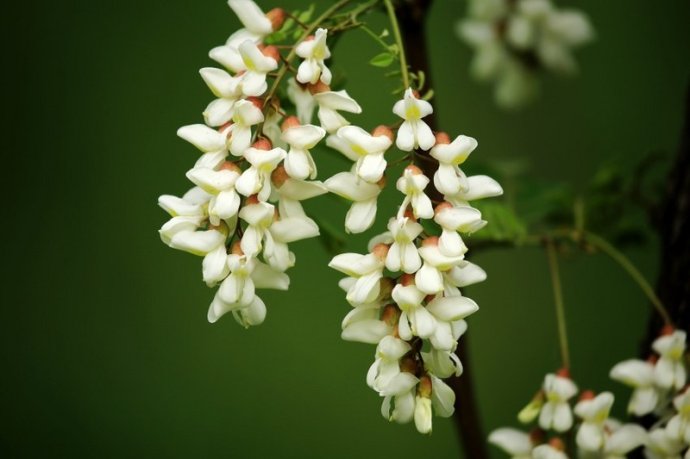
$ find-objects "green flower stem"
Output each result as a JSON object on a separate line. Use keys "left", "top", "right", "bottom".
{"left": 545, "top": 238, "right": 571, "bottom": 370}
{"left": 383, "top": 0, "right": 410, "bottom": 91}
{"left": 582, "top": 231, "right": 673, "bottom": 327}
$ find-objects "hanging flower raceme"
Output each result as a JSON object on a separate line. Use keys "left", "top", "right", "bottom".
{"left": 326, "top": 87, "right": 501, "bottom": 434}
{"left": 457, "top": 0, "right": 594, "bottom": 108}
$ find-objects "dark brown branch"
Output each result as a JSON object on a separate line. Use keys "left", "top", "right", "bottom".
{"left": 395, "top": 2, "right": 489, "bottom": 458}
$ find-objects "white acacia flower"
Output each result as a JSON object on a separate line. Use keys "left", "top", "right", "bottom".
{"left": 609, "top": 359, "right": 661, "bottom": 416}
{"left": 385, "top": 216, "right": 423, "bottom": 274}
{"left": 339, "top": 279, "right": 395, "bottom": 344}
{"left": 280, "top": 118, "right": 326, "bottom": 180}
{"left": 199, "top": 68, "right": 242, "bottom": 127}
{"left": 271, "top": 167, "right": 327, "bottom": 220}
{"left": 645, "top": 428, "right": 686, "bottom": 459}
{"left": 367, "top": 336, "right": 418, "bottom": 396}
{"left": 227, "top": 99, "right": 265, "bottom": 156}
{"left": 422, "top": 346, "right": 463, "bottom": 379}
{"left": 415, "top": 375, "right": 456, "bottom": 434}
{"left": 396, "top": 165, "right": 434, "bottom": 220}
{"left": 287, "top": 79, "right": 316, "bottom": 124}
{"left": 261, "top": 108, "right": 285, "bottom": 150}
{"left": 488, "top": 428, "right": 533, "bottom": 459}
{"left": 425, "top": 294, "right": 478, "bottom": 350}
{"left": 329, "top": 245, "right": 388, "bottom": 305}
{"left": 430, "top": 134, "right": 477, "bottom": 196}
{"left": 295, "top": 28, "right": 332, "bottom": 85}
{"left": 393, "top": 88, "right": 435, "bottom": 151}
{"left": 381, "top": 389, "right": 416, "bottom": 424}
{"left": 415, "top": 237, "right": 465, "bottom": 295}
{"left": 236, "top": 40, "right": 278, "bottom": 97}
{"left": 208, "top": 0, "right": 281, "bottom": 73}
{"left": 210, "top": 251, "right": 289, "bottom": 326}
{"left": 446, "top": 174, "right": 504, "bottom": 207}
{"left": 599, "top": 422, "right": 648, "bottom": 459}
{"left": 539, "top": 373, "right": 578, "bottom": 432}
{"left": 652, "top": 330, "right": 687, "bottom": 391}
{"left": 235, "top": 142, "right": 286, "bottom": 201}
{"left": 392, "top": 281, "right": 437, "bottom": 340}
{"left": 263, "top": 215, "right": 320, "bottom": 272}
{"left": 237, "top": 199, "right": 275, "bottom": 257}
{"left": 667, "top": 388, "right": 690, "bottom": 444}
{"left": 532, "top": 443, "right": 568, "bottom": 459}
{"left": 433, "top": 203, "right": 485, "bottom": 257}
{"left": 574, "top": 391, "right": 614, "bottom": 452}
{"left": 314, "top": 89, "right": 363, "bottom": 133}
{"left": 186, "top": 162, "right": 242, "bottom": 226}
{"left": 324, "top": 171, "right": 383, "bottom": 234}
{"left": 177, "top": 123, "right": 229, "bottom": 168}
{"left": 443, "top": 261, "right": 488, "bottom": 295}
{"left": 327, "top": 125, "right": 393, "bottom": 183}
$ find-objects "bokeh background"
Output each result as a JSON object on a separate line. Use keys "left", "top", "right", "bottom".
{"left": 4, "top": 0, "right": 690, "bottom": 457}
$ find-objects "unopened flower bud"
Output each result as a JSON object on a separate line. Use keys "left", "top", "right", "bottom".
{"left": 661, "top": 325, "right": 676, "bottom": 336}
{"left": 548, "top": 437, "right": 566, "bottom": 452}
{"left": 400, "top": 356, "right": 418, "bottom": 374}
{"left": 434, "top": 201, "right": 453, "bottom": 215}
{"left": 376, "top": 176, "right": 387, "bottom": 189}
{"left": 252, "top": 138, "right": 272, "bottom": 150}
{"left": 399, "top": 273, "right": 415, "bottom": 286}
{"left": 556, "top": 368, "right": 571, "bottom": 379}
{"left": 518, "top": 391, "right": 545, "bottom": 424}
{"left": 435, "top": 131, "right": 451, "bottom": 145}
{"left": 404, "top": 164, "right": 423, "bottom": 176}
{"left": 579, "top": 390, "right": 595, "bottom": 401}
{"left": 266, "top": 8, "right": 285, "bottom": 31}
{"left": 246, "top": 96, "right": 264, "bottom": 110}
{"left": 422, "top": 236, "right": 439, "bottom": 247}
{"left": 371, "top": 243, "right": 390, "bottom": 261}
{"left": 261, "top": 45, "right": 280, "bottom": 63}
{"left": 403, "top": 208, "right": 417, "bottom": 220}
{"left": 231, "top": 241, "right": 244, "bottom": 256}
{"left": 281, "top": 115, "right": 301, "bottom": 132}
{"left": 381, "top": 304, "right": 400, "bottom": 326}
{"left": 271, "top": 165, "right": 289, "bottom": 188}
{"left": 372, "top": 125, "right": 394, "bottom": 142}
{"left": 246, "top": 194, "right": 260, "bottom": 205}
{"left": 528, "top": 428, "right": 545, "bottom": 444}
{"left": 220, "top": 161, "right": 241, "bottom": 174}
{"left": 307, "top": 80, "right": 330, "bottom": 95}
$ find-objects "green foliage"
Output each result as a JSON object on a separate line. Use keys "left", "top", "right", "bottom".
{"left": 370, "top": 52, "right": 395, "bottom": 67}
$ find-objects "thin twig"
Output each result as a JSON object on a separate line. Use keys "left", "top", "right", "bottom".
{"left": 545, "top": 238, "right": 571, "bottom": 370}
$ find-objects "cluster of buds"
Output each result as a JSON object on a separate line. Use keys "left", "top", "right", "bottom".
{"left": 328, "top": 88, "right": 503, "bottom": 433}
{"left": 489, "top": 329, "right": 688, "bottom": 458}
{"left": 158, "top": 0, "right": 357, "bottom": 327}
{"left": 457, "top": 0, "right": 594, "bottom": 108}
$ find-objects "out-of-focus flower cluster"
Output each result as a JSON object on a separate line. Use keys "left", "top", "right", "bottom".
{"left": 457, "top": 0, "right": 594, "bottom": 109}
{"left": 489, "top": 329, "right": 689, "bottom": 458}
{"left": 158, "top": 0, "right": 360, "bottom": 327}
{"left": 328, "top": 88, "right": 503, "bottom": 433}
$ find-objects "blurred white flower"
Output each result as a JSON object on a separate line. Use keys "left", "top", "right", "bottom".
{"left": 538, "top": 373, "right": 578, "bottom": 432}
{"left": 609, "top": 358, "right": 662, "bottom": 416}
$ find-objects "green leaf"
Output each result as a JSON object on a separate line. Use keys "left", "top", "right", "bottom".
{"left": 297, "top": 4, "right": 315, "bottom": 23}
{"left": 370, "top": 52, "right": 395, "bottom": 67}
{"left": 264, "top": 30, "right": 287, "bottom": 44}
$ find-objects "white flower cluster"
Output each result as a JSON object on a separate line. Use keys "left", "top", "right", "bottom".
{"left": 158, "top": 0, "right": 350, "bottom": 327}
{"left": 490, "top": 329, "right": 689, "bottom": 458}
{"left": 328, "top": 89, "right": 503, "bottom": 433}
{"left": 457, "top": 0, "right": 594, "bottom": 108}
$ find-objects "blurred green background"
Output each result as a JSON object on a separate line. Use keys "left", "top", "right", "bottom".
{"left": 3, "top": 0, "right": 690, "bottom": 457}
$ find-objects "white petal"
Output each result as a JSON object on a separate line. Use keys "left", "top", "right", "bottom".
{"left": 227, "top": 0, "right": 272, "bottom": 35}
{"left": 177, "top": 124, "right": 227, "bottom": 152}
{"left": 345, "top": 200, "right": 378, "bottom": 234}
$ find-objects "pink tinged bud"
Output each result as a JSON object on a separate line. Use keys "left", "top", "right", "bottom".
{"left": 371, "top": 243, "right": 390, "bottom": 261}
{"left": 404, "top": 164, "right": 423, "bottom": 176}
{"left": 372, "top": 125, "right": 394, "bottom": 142}
{"left": 307, "top": 80, "right": 330, "bottom": 95}
{"left": 260, "top": 45, "right": 281, "bottom": 63}
{"left": 376, "top": 176, "right": 387, "bottom": 189}
{"left": 281, "top": 115, "right": 301, "bottom": 132}
{"left": 399, "top": 273, "right": 415, "bottom": 286}
{"left": 271, "top": 165, "right": 289, "bottom": 188}
{"left": 246, "top": 96, "right": 264, "bottom": 110}
{"left": 220, "top": 161, "right": 241, "bottom": 174}
{"left": 381, "top": 304, "right": 400, "bottom": 326}
{"left": 231, "top": 241, "right": 244, "bottom": 256}
{"left": 403, "top": 208, "right": 417, "bottom": 221}
{"left": 435, "top": 131, "right": 451, "bottom": 145}
{"left": 434, "top": 201, "right": 453, "bottom": 216}
{"left": 579, "top": 390, "right": 595, "bottom": 401}
{"left": 246, "top": 194, "right": 260, "bottom": 205}
{"left": 252, "top": 138, "right": 272, "bottom": 150}
{"left": 556, "top": 368, "right": 571, "bottom": 379}
{"left": 422, "top": 236, "right": 439, "bottom": 247}
{"left": 661, "top": 325, "right": 676, "bottom": 336}
{"left": 549, "top": 438, "right": 566, "bottom": 452}
{"left": 418, "top": 375, "right": 432, "bottom": 398}
{"left": 266, "top": 8, "right": 285, "bottom": 31}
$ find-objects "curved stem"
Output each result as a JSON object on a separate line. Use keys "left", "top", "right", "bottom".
{"left": 545, "top": 239, "right": 571, "bottom": 370}
{"left": 583, "top": 231, "right": 673, "bottom": 327}
{"left": 383, "top": 0, "right": 410, "bottom": 90}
